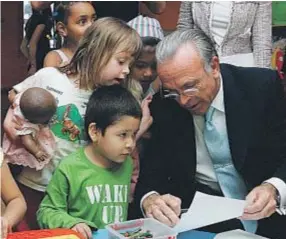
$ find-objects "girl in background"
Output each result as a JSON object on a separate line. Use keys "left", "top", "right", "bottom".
{"left": 125, "top": 16, "right": 164, "bottom": 204}
{"left": 3, "top": 17, "right": 142, "bottom": 230}
{"left": 127, "top": 15, "right": 164, "bottom": 99}
{"left": 23, "top": 4, "right": 53, "bottom": 74}
{"left": 44, "top": 2, "right": 96, "bottom": 67}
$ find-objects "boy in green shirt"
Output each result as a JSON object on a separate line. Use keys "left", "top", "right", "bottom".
{"left": 37, "top": 85, "right": 142, "bottom": 239}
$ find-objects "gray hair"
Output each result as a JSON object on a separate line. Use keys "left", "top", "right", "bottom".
{"left": 156, "top": 29, "right": 218, "bottom": 72}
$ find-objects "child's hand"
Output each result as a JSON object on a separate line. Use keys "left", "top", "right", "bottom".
{"left": 35, "top": 150, "right": 49, "bottom": 162}
{"left": 1, "top": 217, "right": 11, "bottom": 239}
{"left": 71, "top": 223, "right": 92, "bottom": 239}
{"left": 27, "top": 64, "right": 37, "bottom": 76}
{"left": 136, "top": 94, "right": 153, "bottom": 141}
{"left": 8, "top": 89, "right": 17, "bottom": 104}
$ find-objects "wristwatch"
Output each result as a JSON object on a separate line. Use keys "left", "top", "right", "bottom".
{"left": 263, "top": 179, "right": 286, "bottom": 215}
{"left": 276, "top": 191, "right": 281, "bottom": 208}
{"left": 275, "top": 190, "right": 286, "bottom": 215}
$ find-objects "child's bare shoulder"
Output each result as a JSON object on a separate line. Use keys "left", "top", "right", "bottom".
{"left": 44, "top": 51, "right": 63, "bottom": 68}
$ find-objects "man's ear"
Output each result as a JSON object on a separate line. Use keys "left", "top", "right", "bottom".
{"left": 88, "top": 123, "right": 100, "bottom": 143}
{"left": 56, "top": 21, "right": 67, "bottom": 37}
{"left": 210, "top": 56, "right": 220, "bottom": 79}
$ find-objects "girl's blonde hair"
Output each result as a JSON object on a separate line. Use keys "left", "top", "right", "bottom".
{"left": 60, "top": 17, "right": 142, "bottom": 90}
{"left": 124, "top": 76, "right": 143, "bottom": 102}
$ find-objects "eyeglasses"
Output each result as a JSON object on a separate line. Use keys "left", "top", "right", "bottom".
{"left": 160, "top": 86, "right": 199, "bottom": 100}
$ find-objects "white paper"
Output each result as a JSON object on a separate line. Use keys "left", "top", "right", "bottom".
{"left": 215, "top": 229, "right": 269, "bottom": 239}
{"left": 174, "top": 192, "right": 245, "bottom": 233}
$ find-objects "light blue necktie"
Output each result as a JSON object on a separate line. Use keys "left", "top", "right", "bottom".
{"left": 204, "top": 106, "right": 257, "bottom": 233}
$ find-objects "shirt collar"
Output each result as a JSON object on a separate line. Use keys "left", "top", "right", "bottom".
{"left": 210, "top": 74, "right": 224, "bottom": 113}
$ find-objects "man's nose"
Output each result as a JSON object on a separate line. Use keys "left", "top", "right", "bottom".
{"left": 179, "top": 94, "right": 190, "bottom": 106}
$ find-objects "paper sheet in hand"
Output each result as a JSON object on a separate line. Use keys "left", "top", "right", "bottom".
{"left": 174, "top": 192, "right": 245, "bottom": 233}
{"left": 215, "top": 229, "right": 269, "bottom": 239}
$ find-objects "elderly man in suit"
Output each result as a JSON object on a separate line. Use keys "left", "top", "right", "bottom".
{"left": 133, "top": 29, "right": 286, "bottom": 238}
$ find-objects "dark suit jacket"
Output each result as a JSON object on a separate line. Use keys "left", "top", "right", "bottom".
{"left": 134, "top": 64, "right": 286, "bottom": 213}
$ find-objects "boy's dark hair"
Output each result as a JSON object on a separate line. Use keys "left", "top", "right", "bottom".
{"left": 141, "top": 37, "right": 161, "bottom": 48}
{"left": 85, "top": 85, "right": 142, "bottom": 140}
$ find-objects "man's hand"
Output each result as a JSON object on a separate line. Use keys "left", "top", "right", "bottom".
{"left": 71, "top": 223, "right": 92, "bottom": 239}
{"left": 241, "top": 183, "right": 277, "bottom": 220}
{"left": 143, "top": 193, "right": 181, "bottom": 227}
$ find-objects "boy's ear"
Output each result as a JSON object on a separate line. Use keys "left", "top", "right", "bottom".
{"left": 88, "top": 123, "right": 99, "bottom": 142}
{"left": 56, "top": 22, "right": 68, "bottom": 37}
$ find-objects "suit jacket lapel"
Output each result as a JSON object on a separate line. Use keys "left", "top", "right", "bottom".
{"left": 221, "top": 64, "right": 252, "bottom": 170}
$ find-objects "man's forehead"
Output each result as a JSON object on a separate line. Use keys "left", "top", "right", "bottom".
{"left": 159, "top": 45, "right": 201, "bottom": 68}
{"left": 158, "top": 49, "right": 202, "bottom": 75}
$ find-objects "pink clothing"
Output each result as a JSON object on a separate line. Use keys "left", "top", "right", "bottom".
{"left": 2, "top": 93, "right": 56, "bottom": 171}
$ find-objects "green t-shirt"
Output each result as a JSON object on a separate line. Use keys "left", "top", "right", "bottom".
{"left": 37, "top": 147, "right": 133, "bottom": 229}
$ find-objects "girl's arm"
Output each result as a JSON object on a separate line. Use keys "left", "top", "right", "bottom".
{"left": 136, "top": 95, "right": 153, "bottom": 141}
{"left": 28, "top": 24, "right": 46, "bottom": 74}
{"left": 20, "top": 134, "right": 48, "bottom": 162}
{"left": 252, "top": 2, "right": 272, "bottom": 68}
{"left": 43, "top": 51, "right": 62, "bottom": 68}
{"left": 3, "top": 107, "right": 21, "bottom": 141}
{"left": 1, "top": 160, "right": 27, "bottom": 232}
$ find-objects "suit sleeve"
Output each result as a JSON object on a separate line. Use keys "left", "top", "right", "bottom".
{"left": 133, "top": 95, "right": 197, "bottom": 217}
{"left": 265, "top": 71, "right": 286, "bottom": 181}
{"left": 134, "top": 99, "right": 172, "bottom": 201}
